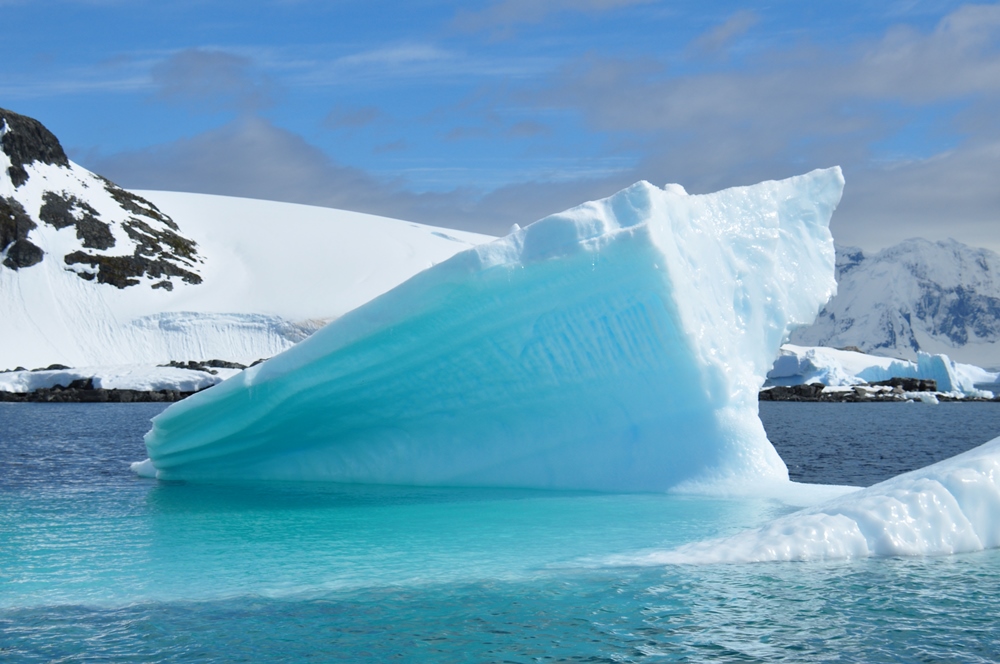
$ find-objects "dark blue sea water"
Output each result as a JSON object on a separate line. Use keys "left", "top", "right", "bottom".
{"left": 2, "top": 402, "right": 1000, "bottom": 662}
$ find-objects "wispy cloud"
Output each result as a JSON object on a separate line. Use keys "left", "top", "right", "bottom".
{"left": 288, "top": 43, "right": 553, "bottom": 87}
{"left": 452, "top": 0, "right": 656, "bottom": 40}
{"left": 692, "top": 10, "right": 759, "bottom": 55}
{"left": 151, "top": 48, "right": 273, "bottom": 112}
{"left": 323, "top": 105, "right": 381, "bottom": 129}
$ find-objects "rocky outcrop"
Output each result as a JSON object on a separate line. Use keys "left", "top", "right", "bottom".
{"left": 0, "top": 196, "right": 43, "bottom": 269}
{"left": 158, "top": 359, "right": 249, "bottom": 374}
{"left": 0, "top": 107, "right": 69, "bottom": 187}
{"left": 39, "top": 191, "right": 115, "bottom": 250}
{"left": 759, "top": 379, "right": 999, "bottom": 402}
{"left": 0, "top": 383, "right": 195, "bottom": 403}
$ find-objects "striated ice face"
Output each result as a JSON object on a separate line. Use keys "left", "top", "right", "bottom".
{"left": 139, "top": 168, "right": 843, "bottom": 491}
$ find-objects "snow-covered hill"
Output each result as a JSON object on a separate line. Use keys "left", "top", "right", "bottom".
{"left": 790, "top": 239, "right": 1000, "bottom": 369}
{"left": 0, "top": 107, "right": 492, "bottom": 369}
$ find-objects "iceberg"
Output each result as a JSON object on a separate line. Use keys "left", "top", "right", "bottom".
{"left": 138, "top": 168, "right": 844, "bottom": 491}
{"left": 636, "top": 434, "right": 1000, "bottom": 563}
{"left": 767, "top": 343, "right": 998, "bottom": 397}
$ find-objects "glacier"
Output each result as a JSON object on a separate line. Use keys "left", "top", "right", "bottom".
{"left": 139, "top": 168, "right": 843, "bottom": 491}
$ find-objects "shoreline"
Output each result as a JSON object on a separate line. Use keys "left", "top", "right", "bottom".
{"left": 0, "top": 386, "right": 195, "bottom": 402}
{"left": 2, "top": 385, "right": 998, "bottom": 404}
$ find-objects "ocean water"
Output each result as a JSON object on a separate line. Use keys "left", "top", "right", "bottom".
{"left": 2, "top": 402, "right": 1000, "bottom": 662}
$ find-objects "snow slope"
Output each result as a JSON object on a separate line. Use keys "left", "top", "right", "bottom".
{"left": 0, "top": 108, "right": 491, "bottom": 369}
{"left": 791, "top": 240, "right": 1000, "bottom": 369}
{"left": 139, "top": 168, "right": 843, "bottom": 492}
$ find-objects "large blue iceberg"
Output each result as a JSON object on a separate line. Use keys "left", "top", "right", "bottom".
{"left": 138, "top": 168, "right": 843, "bottom": 491}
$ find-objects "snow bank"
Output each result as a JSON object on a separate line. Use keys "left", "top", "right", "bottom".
{"left": 639, "top": 434, "right": 1000, "bottom": 563}
{"left": 139, "top": 168, "right": 843, "bottom": 491}
{"left": 767, "top": 344, "right": 998, "bottom": 396}
{"left": 0, "top": 365, "right": 242, "bottom": 393}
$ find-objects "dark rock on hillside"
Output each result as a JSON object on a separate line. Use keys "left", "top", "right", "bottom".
{"left": 40, "top": 191, "right": 116, "bottom": 250}
{"left": 64, "top": 250, "right": 201, "bottom": 289}
{"left": 0, "top": 196, "right": 43, "bottom": 269}
{"left": 61, "top": 196, "right": 202, "bottom": 288}
{"left": 100, "top": 177, "right": 179, "bottom": 230}
{"left": 0, "top": 107, "right": 69, "bottom": 187}
{"left": 3, "top": 236, "right": 44, "bottom": 269}
{"left": 159, "top": 359, "right": 248, "bottom": 375}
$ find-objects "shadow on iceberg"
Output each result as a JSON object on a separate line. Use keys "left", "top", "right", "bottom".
{"left": 136, "top": 168, "right": 844, "bottom": 492}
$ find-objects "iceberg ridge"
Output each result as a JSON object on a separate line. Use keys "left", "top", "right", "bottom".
{"left": 140, "top": 168, "right": 844, "bottom": 491}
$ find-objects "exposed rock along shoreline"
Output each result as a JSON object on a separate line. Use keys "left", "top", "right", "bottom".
{"left": 3, "top": 375, "right": 998, "bottom": 403}
{"left": 0, "top": 382, "right": 196, "bottom": 403}
{"left": 761, "top": 378, "right": 1000, "bottom": 403}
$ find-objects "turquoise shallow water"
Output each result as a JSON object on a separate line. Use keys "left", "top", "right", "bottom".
{"left": 3, "top": 402, "right": 1000, "bottom": 661}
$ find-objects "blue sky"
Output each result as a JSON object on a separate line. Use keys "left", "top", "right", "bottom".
{"left": 3, "top": 0, "right": 999, "bottom": 251}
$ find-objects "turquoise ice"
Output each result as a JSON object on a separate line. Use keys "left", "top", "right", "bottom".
{"left": 139, "top": 168, "right": 843, "bottom": 491}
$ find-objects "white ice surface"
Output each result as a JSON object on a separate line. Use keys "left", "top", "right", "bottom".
{"left": 141, "top": 168, "right": 843, "bottom": 492}
{"left": 622, "top": 434, "right": 1000, "bottom": 563}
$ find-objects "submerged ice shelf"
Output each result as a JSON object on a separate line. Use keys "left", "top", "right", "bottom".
{"left": 139, "top": 168, "right": 844, "bottom": 491}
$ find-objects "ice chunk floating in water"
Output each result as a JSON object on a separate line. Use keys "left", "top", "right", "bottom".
{"left": 139, "top": 168, "right": 844, "bottom": 491}
{"left": 635, "top": 435, "right": 1000, "bottom": 563}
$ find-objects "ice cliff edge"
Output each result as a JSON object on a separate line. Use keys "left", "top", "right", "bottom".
{"left": 138, "top": 168, "right": 844, "bottom": 491}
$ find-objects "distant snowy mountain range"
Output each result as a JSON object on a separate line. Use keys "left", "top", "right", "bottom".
{"left": 0, "top": 107, "right": 490, "bottom": 370}
{"left": 791, "top": 240, "right": 1000, "bottom": 369}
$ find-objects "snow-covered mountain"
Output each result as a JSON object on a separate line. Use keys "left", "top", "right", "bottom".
{"left": 1, "top": 108, "right": 203, "bottom": 289}
{"left": 790, "top": 239, "right": 1000, "bottom": 369}
{"left": 0, "top": 107, "right": 492, "bottom": 369}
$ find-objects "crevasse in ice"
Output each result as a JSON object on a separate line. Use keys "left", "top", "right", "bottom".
{"left": 138, "top": 168, "right": 843, "bottom": 491}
